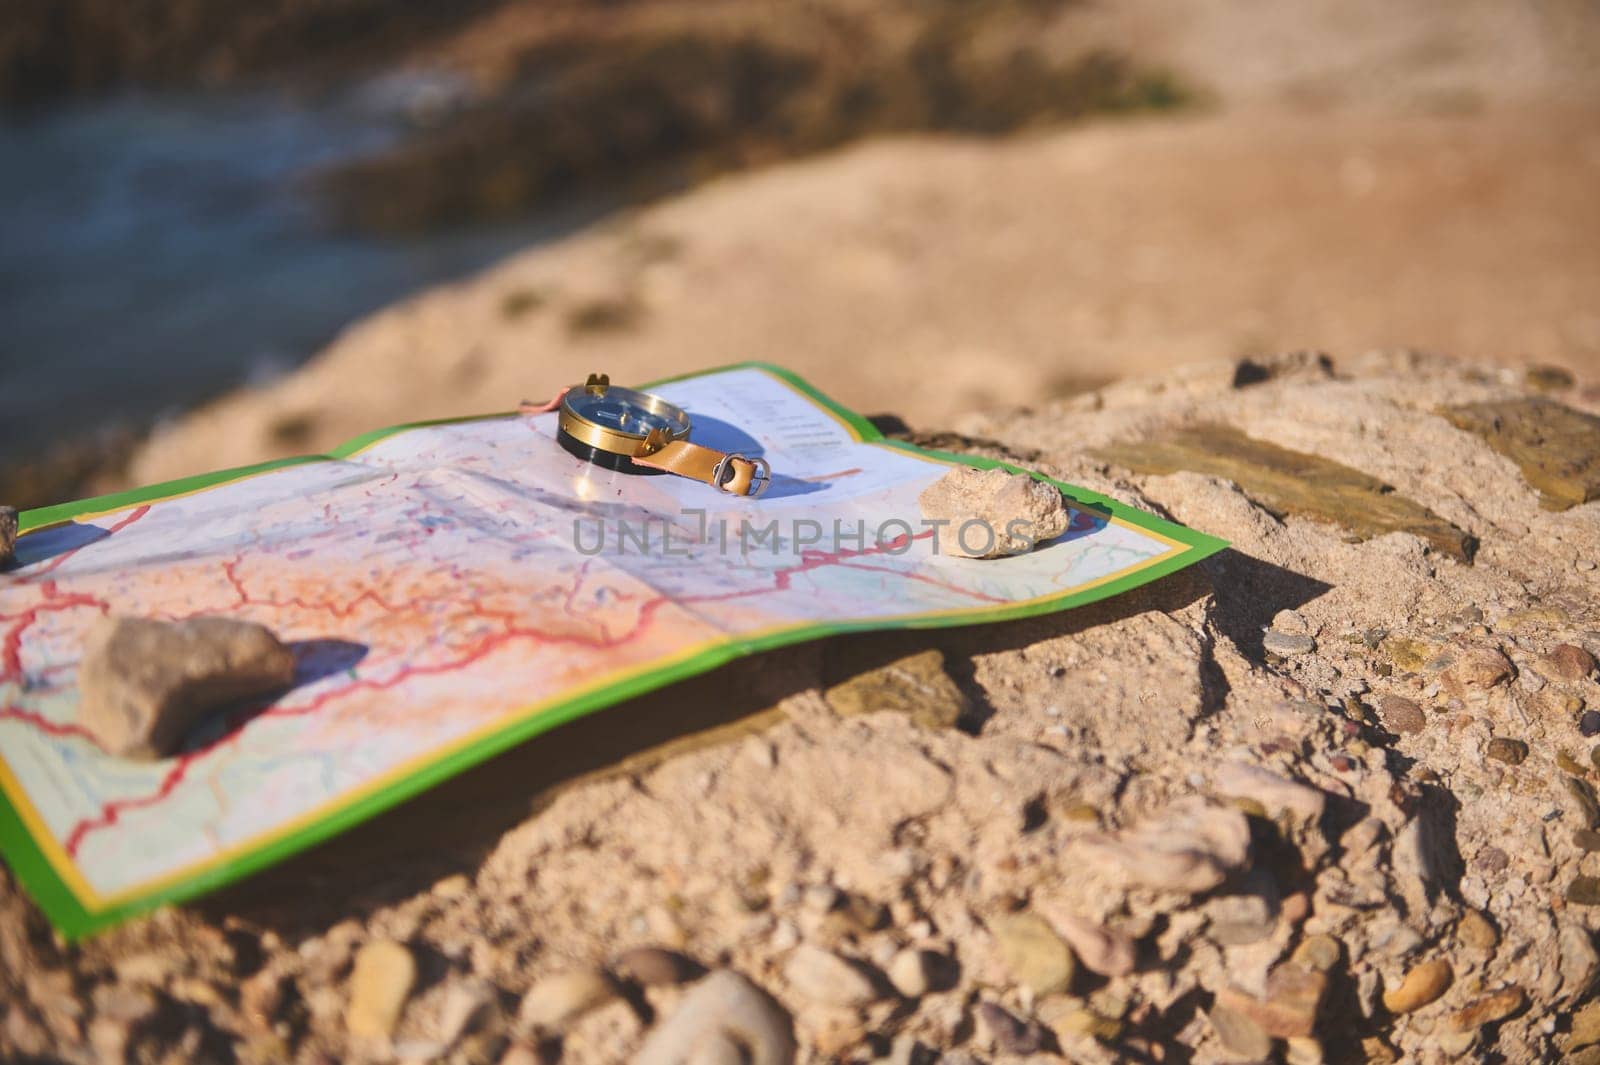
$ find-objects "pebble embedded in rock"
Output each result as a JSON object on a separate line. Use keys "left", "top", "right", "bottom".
{"left": 241, "top": 971, "right": 286, "bottom": 1030}
{"left": 1576, "top": 828, "right": 1600, "bottom": 852}
{"left": 1378, "top": 695, "right": 1426, "bottom": 734}
{"left": 1382, "top": 959, "right": 1453, "bottom": 1014}
{"left": 1457, "top": 909, "right": 1499, "bottom": 953}
{"left": 1473, "top": 846, "right": 1510, "bottom": 873}
{"left": 1208, "top": 1002, "right": 1272, "bottom": 1060}
{"left": 1541, "top": 644, "right": 1597, "bottom": 682}
{"left": 1206, "top": 892, "right": 1277, "bottom": 947}
{"left": 1570, "top": 1000, "right": 1600, "bottom": 1050}
{"left": 988, "top": 912, "right": 1076, "bottom": 995}
{"left": 88, "top": 1017, "right": 132, "bottom": 1062}
{"left": 517, "top": 969, "right": 616, "bottom": 1032}
{"left": 916, "top": 465, "right": 1069, "bottom": 558}
{"left": 1567, "top": 876, "right": 1600, "bottom": 906}
{"left": 1382, "top": 636, "right": 1432, "bottom": 673}
{"left": 1038, "top": 1000, "right": 1121, "bottom": 1043}
{"left": 1566, "top": 776, "right": 1600, "bottom": 828}
{"left": 1284, "top": 1036, "right": 1326, "bottom": 1065}
{"left": 498, "top": 1045, "right": 543, "bottom": 1065}
{"left": 1563, "top": 923, "right": 1600, "bottom": 1004}
{"left": 1263, "top": 631, "right": 1316, "bottom": 657}
{"left": 94, "top": 983, "right": 156, "bottom": 1025}
{"left": 1442, "top": 646, "right": 1515, "bottom": 696}
{"left": 1446, "top": 986, "right": 1526, "bottom": 1032}
{"left": 800, "top": 883, "right": 840, "bottom": 913}
{"left": 1215, "top": 963, "right": 1324, "bottom": 1039}
{"left": 77, "top": 614, "right": 298, "bottom": 759}
{"left": 1041, "top": 910, "right": 1135, "bottom": 976}
{"left": 346, "top": 940, "right": 416, "bottom": 1041}
{"left": 434, "top": 980, "right": 494, "bottom": 1049}
{"left": 635, "top": 970, "right": 795, "bottom": 1065}
{"left": 1560, "top": 749, "right": 1592, "bottom": 777}
{"left": 780, "top": 945, "right": 879, "bottom": 1006}
{"left": 1291, "top": 935, "right": 1342, "bottom": 974}
{"left": 612, "top": 946, "right": 700, "bottom": 987}
{"left": 1581, "top": 710, "right": 1600, "bottom": 737}
{"left": 1074, "top": 797, "right": 1251, "bottom": 894}
{"left": 1211, "top": 762, "right": 1326, "bottom": 824}
{"left": 975, "top": 1002, "right": 1045, "bottom": 1055}
{"left": 0, "top": 505, "right": 16, "bottom": 568}
{"left": 1484, "top": 737, "right": 1528, "bottom": 765}
{"left": 825, "top": 895, "right": 888, "bottom": 937}
{"left": 884, "top": 1035, "right": 927, "bottom": 1065}
{"left": 887, "top": 949, "right": 935, "bottom": 999}
{"left": 431, "top": 873, "right": 471, "bottom": 899}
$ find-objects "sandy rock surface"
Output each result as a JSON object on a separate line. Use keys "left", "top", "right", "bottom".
{"left": 4, "top": 351, "right": 1600, "bottom": 1063}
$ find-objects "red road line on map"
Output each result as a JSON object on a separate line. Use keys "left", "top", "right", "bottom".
{"left": 223, "top": 557, "right": 425, "bottom": 618}
{"left": 0, "top": 705, "right": 98, "bottom": 741}
{"left": 223, "top": 556, "right": 477, "bottom": 621}
{"left": 2, "top": 583, "right": 108, "bottom": 683}
{"left": 1, "top": 508, "right": 145, "bottom": 740}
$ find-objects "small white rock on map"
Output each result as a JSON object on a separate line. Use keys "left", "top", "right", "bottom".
{"left": 918, "top": 466, "right": 1069, "bottom": 558}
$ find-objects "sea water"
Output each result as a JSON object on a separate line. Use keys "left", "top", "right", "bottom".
{"left": 0, "top": 84, "right": 589, "bottom": 466}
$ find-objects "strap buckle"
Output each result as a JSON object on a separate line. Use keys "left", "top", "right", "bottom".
{"left": 713, "top": 453, "right": 772, "bottom": 498}
{"left": 639, "top": 427, "right": 672, "bottom": 456}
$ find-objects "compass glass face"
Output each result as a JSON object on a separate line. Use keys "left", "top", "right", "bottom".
{"left": 564, "top": 385, "right": 689, "bottom": 439}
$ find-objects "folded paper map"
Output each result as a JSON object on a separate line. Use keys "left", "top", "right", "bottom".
{"left": 0, "top": 364, "right": 1225, "bottom": 937}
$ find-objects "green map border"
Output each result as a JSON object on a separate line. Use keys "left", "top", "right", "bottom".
{"left": 2, "top": 362, "right": 1227, "bottom": 938}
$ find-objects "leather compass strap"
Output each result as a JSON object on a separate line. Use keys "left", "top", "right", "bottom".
{"left": 632, "top": 438, "right": 768, "bottom": 497}
{"left": 519, "top": 387, "right": 569, "bottom": 414}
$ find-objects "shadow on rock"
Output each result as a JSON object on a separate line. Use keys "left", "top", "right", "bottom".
{"left": 1200, "top": 549, "right": 1333, "bottom": 664}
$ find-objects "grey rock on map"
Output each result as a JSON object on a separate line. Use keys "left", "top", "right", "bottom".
{"left": 0, "top": 506, "right": 16, "bottom": 568}
{"left": 77, "top": 615, "right": 298, "bottom": 759}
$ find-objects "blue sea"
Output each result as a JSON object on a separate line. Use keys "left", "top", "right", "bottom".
{"left": 0, "top": 82, "right": 589, "bottom": 465}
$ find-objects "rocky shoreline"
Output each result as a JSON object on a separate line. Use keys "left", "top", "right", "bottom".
{"left": 4, "top": 350, "right": 1599, "bottom": 1062}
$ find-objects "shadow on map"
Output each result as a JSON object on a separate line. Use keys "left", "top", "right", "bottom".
{"left": 8, "top": 520, "right": 108, "bottom": 569}
{"left": 197, "top": 549, "right": 1327, "bottom": 938}
{"left": 685, "top": 411, "right": 826, "bottom": 499}
{"left": 177, "top": 640, "right": 369, "bottom": 752}
{"left": 288, "top": 639, "right": 371, "bottom": 687}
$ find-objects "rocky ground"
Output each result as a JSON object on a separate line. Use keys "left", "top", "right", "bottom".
{"left": 4, "top": 349, "right": 1600, "bottom": 1063}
